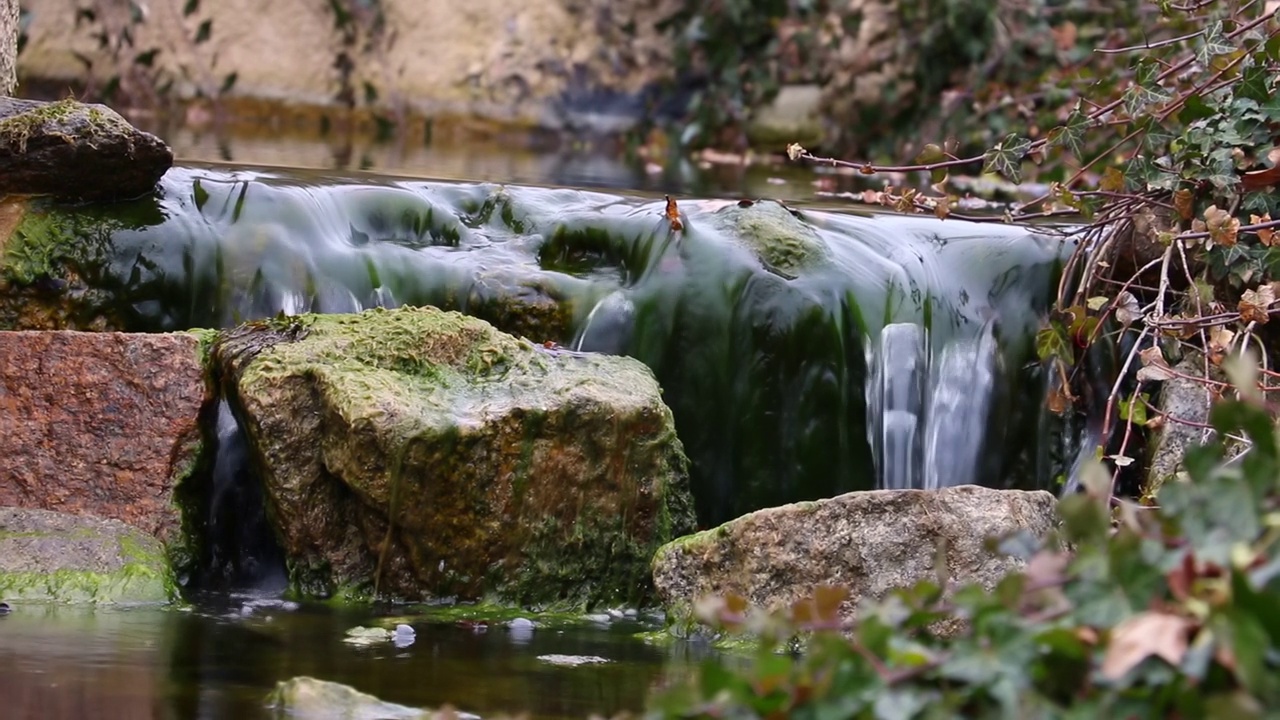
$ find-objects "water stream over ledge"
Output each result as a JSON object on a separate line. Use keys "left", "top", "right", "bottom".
{"left": 5, "top": 163, "right": 1075, "bottom": 525}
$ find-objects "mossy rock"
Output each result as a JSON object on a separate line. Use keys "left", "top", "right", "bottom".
{"left": 708, "top": 199, "right": 831, "bottom": 278}
{"left": 0, "top": 507, "right": 177, "bottom": 604}
{"left": 0, "top": 97, "right": 172, "bottom": 202}
{"left": 215, "top": 305, "right": 696, "bottom": 608}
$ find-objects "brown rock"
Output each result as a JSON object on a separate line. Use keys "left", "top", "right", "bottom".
{"left": 0, "top": 97, "right": 173, "bottom": 202}
{"left": 0, "top": 330, "right": 211, "bottom": 541}
{"left": 652, "top": 485, "right": 1059, "bottom": 625}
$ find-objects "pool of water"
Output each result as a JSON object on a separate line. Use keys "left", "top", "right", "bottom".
{"left": 0, "top": 596, "right": 705, "bottom": 719}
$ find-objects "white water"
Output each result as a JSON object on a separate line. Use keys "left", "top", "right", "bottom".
{"left": 867, "top": 321, "right": 1000, "bottom": 490}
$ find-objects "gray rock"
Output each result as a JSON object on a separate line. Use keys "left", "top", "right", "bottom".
{"left": 1145, "top": 350, "right": 1216, "bottom": 497}
{"left": 746, "top": 84, "right": 824, "bottom": 147}
{"left": 0, "top": 97, "right": 172, "bottom": 202}
{"left": 269, "top": 676, "right": 472, "bottom": 720}
{"left": 0, "top": 507, "right": 176, "bottom": 604}
{"left": 652, "top": 485, "right": 1058, "bottom": 625}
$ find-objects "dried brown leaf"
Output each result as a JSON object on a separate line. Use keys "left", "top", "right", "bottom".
{"left": 1100, "top": 611, "right": 1193, "bottom": 680}
{"left": 1207, "top": 326, "right": 1235, "bottom": 365}
{"left": 1100, "top": 167, "right": 1125, "bottom": 193}
{"left": 1251, "top": 214, "right": 1275, "bottom": 246}
{"left": 664, "top": 195, "right": 684, "bottom": 232}
{"left": 1174, "top": 189, "right": 1194, "bottom": 222}
{"left": 1114, "top": 291, "right": 1140, "bottom": 326}
{"left": 1204, "top": 205, "right": 1239, "bottom": 247}
{"left": 1239, "top": 284, "right": 1276, "bottom": 325}
{"left": 1136, "top": 346, "right": 1176, "bottom": 382}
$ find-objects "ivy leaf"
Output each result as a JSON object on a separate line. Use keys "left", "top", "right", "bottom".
{"left": 1238, "top": 65, "right": 1271, "bottom": 105}
{"left": 1197, "top": 21, "right": 1234, "bottom": 65}
{"left": 983, "top": 134, "right": 1032, "bottom": 184}
{"left": 1047, "top": 105, "right": 1090, "bottom": 158}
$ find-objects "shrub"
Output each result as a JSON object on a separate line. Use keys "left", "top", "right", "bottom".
{"left": 647, "top": 374, "right": 1280, "bottom": 718}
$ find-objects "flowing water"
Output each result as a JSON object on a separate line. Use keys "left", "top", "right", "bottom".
{"left": 3, "top": 147, "right": 1080, "bottom": 717}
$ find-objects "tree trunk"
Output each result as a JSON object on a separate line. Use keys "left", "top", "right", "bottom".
{"left": 0, "top": 0, "right": 16, "bottom": 96}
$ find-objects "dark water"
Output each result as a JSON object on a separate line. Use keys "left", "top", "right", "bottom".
{"left": 0, "top": 599, "right": 695, "bottom": 720}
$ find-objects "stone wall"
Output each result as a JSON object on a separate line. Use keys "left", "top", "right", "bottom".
{"left": 15, "top": 0, "right": 679, "bottom": 133}
{"left": 1, "top": 0, "right": 16, "bottom": 95}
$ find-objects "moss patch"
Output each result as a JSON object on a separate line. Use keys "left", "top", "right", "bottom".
{"left": 710, "top": 200, "right": 831, "bottom": 277}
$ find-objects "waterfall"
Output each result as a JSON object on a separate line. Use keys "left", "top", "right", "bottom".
{"left": 866, "top": 321, "right": 1001, "bottom": 491}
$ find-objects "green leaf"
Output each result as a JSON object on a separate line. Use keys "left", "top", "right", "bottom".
{"left": 1198, "top": 21, "right": 1235, "bottom": 64}
{"left": 1238, "top": 65, "right": 1271, "bottom": 104}
{"left": 182, "top": 0, "right": 199, "bottom": 16}
{"left": 1036, "top": 322, "right": 1071, "bottom": 361}
{"left": 1048, "top": 105, "right": 1090, "bottom": 158}
{"left": 982, "top": 134, "right": 1032, "bottom": 184}
{"left": 1179, "top": 94, "right": 1216, "bottom": 124}
{"left": 195, "top": 19, "right": 212, "bottom": 44}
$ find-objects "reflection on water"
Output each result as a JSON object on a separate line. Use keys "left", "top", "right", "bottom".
{"left": 0, "top": 600, "right": 692, "bottom": 720}
{"left": 128, "top": 114, "right": 863, "bottom": 204}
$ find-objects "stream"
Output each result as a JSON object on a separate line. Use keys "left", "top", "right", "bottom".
{"left": 2, "top": 130, "right": 1083, "bottom": 718}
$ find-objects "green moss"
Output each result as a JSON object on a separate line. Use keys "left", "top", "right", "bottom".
{"left": 0, "top": 98, "right": 79, "bottom": 153}
{"left": 710, "top": 201, "right": 831, "bottom": 277}
{"left": 0, "top": 562, "right": 173, "bottom": 605}
{"left": 1, "top": 206, "right": 117, "bottom": 285}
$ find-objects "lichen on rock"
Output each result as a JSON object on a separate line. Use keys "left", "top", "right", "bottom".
{"left": 216, "top": 305, "right": 696, "bottom": 607}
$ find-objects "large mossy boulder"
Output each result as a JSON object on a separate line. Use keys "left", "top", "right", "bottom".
{"left": 0, "top": 507, "right": 176, "bottom": 604}
{"left": 215, "top": 306, "right": 695, "bottom": 606}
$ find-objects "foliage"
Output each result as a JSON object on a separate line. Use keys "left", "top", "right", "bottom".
{"left": 648, "top": 390, "right": 1280, "bottom": 719}
{"left": 788, "top": 2, "right": 1280, "bottom": 487}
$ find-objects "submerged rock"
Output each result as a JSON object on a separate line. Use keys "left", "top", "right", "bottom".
{"left": 269, "top": 676, "right": 468, "bottom": 720}
{"left": 0, "top": 98, "right": 172, "bottom": 202}
{"left": 215, "top": 306, "right": 695, "bottom": 606}
{"left": 0, "top": 507, "right": 176, "bottom": 604}
{"left": 651, "top": 485, "right": 1058, "bottom": 626}
{"left": 0, "top": 330, "right": 212, "bottom": 547}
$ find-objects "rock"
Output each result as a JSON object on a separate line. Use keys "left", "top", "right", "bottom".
{"left": 215, "top": 306, "right": 695, "bottom": 606}
{"left": 652, "top": 485, "right": 1058, "bottom": 626}
{"left": 709, "top": 199, "right": 831, "bottom": 278}
{"left": 0, "top": 97, "right": 172, "bottom": 202}
{"left": 0, "top": 507, "right": 176, "bottom": 604}
{"left": 269, "top": 676, "right": 466, "bottom": 720}
{"left": 537, "top": 654, "right": 610, "bottom": 667}
{"left": 1, "top": 0, "right": 16, "bottom": 95}
{"left": 1145, "top": 350, "right": 1216, "bottom": 497}
{"left": 746, "top": 84, "right": 824, "bottom": 148}
{"left": 0, "top": 330, "right": 212, "bottom": 544}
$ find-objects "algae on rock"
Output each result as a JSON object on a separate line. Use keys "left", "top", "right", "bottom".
{"left": 215, "top": 305, "right": 695, "bottom": 607}
{"left": 0, "top": 507, "right": 177, "bottom": 604}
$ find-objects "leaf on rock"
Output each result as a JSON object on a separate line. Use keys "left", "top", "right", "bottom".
{"left": 1100, "top": 611, "right": 1193, "bottom": 680}
{"left": 1137, "top": 346, "right": 1176, "bottom": 382}
{"left": 664, "top": 195, "right": 684, "bottom": 232}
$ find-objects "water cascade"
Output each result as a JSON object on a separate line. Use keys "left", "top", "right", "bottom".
{"left": 2, "top": 164, "right": 1075, "bottom": 527}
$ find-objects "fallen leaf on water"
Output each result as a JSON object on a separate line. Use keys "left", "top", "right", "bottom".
{"left": 1100, "top": 611, "right": 1193, "bottom": 680}
{"left": 664, "top": 194, "right": 684, "bottom": 232}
